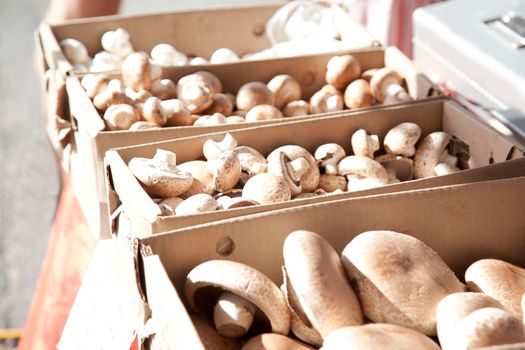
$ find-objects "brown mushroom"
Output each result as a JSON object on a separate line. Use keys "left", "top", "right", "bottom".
{"left": 81, "top": 73, "right": 110, "bottom": 99}
{"left": 236, "top": 82, "right": 275, "bottom": 111}
{"left": 121, "top": 52, "right": 160, "bottom": 92}
{"left": 141, "top": 96, "right": 168, "bottom": 125}
{"left": 360, "top": 68, "right": 379, "bottom": 83}
{"left": 151, "top": 78, "right": 177, "bottom": 100}
{"left": 325, "top": 55, "right": 361, "bottom": 90}
{"left": 314, "top": 143, "right": 346, "bottom": 175}
{"left": 177, "top": 71, "right": 221, "bottom": 113}
{"left": 103, "top": 104, "right": 139, "bottom": 130}
{"left": 337, "top": 156, "right": 389, "bottom": 191}
{"left": 175, "top": 193, "right": 218, "bottom": 216}
{"left": 351, "top": 129, "right": 379, "bottom": 158}
{"left": 344, "top": 79, "right": 373, "bottom": 109}
{"left": 413, "top": 132, "right": 457, "bottom": 179}
{"left": 318, "top": 174, "right": 347, "bottom": 192}
{"left": 203, "top": 133, "right": 238, "bottom": 161}
{"left": 235, "top": 146, "right": 267, "bottom": 182}
{"left": 267, "top": 146, "right": 320, "bottom": 193}
{"left": 202, "top": 93, "right": 235, "bottom": 116}
{"left": 282, "top": 100, "right": 310, "bottom": 118}
{"left": 245, "top": 105, "right": 283, "bottom": 122}
{"left": 242, "top": 173, "right": 291, "bottom": 204}
{"left": 267, "top": 152, "right": 309, "bottom": 196}
{"left": 309, "top": 85, "right": 344, "bottom": 114}
{"left": 375, "top": 154, "right": 413, "bottom": 183}
{"left": 161, "top": 99, "right": 193, "bottom": 127}
{"left": 207, "top": 151, "right": 242, "bottom": 193}
{"left": 194, "top": 113, "right": 228, "bottom": 126}
{"left": 93, "top": 89, "right": 133, "bottom": 111}
{"left": 267, "top": 75, "right": 302, "bottom": 109}
{"left": 177, "top": 160, "right": 214, "bottom": 199}
{"left": 370, "top": 68, "right": 412, "bottom": 104}
{"left": 384, "top": 122, "right": 422, "bottom": 157}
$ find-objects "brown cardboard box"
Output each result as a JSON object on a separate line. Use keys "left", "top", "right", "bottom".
{"left": 68, "top": 46, "right": 436, "bottom": 238}
{"left": 106, "top": 98, "right": 524, "bottom": 239}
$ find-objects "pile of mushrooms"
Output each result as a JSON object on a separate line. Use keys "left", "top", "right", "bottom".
{"left": 127, "top": 125, "right": 468, "bottom": 217}
{"left": 183, "top": 229, "right": 525, "bottom": 349}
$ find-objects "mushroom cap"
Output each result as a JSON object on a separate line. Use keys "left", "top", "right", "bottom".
{"left": 370, "top": 67, "right": 404, "bottom": 102}
{"left": 235, "top": 146, "right": 267, "bottom": 176}
{"left": 81, "top": 73, "right": 110, "bottom": 99}
{"left": 242, "top": 334, "right": 315, "bottom": 350}
{"left": 341, "top": 230, "right": 466, "bottom": 336}
{"left": 177, "top": 80, "right": 214, "bottom": 114}
{"left": 344, "top": 79, "right": 373, "bottom": 109}
{"left": 309, "top": 85, "right": 344, "bottom": 114}
{"left": 413, "top": 132, "right": 451, "bottom": 179}
{"left": 283, "top": 100, "right": 310, "bottom": 118}
{"left": 103, "top": 104, "right": 139, "bottom": 130}
{"left": 203, "top": 93, "right": 235, "bottom": 116}
{"left": 194, "top": 113, "right": 228, "bottom": 126}
{"left": 191, "top": 314, "right": 242, "bottom": 350}
{"left": 161, "top": 99, "right": 193, "bottom": 127}
{"left": 150, "top": 43, "right": 188, "bottom": 66}
{"left": 208, "top": 151, "right": 242, "bottom": 193}
{"left": 267, "top": 146, "right": 320, "bottom": 192}
{"left": 128, "top": 152, "right": 193, "bottom": 197}
{"left": 142, "top": 96, "right": 168, "bottom": 125}
{"left": 151, "top": 78, "right": 177, "bottom": 100}
{"left": 210, "top": 48, "right": 240, "bottom": 64}
{"left": 465, "top": 259, "right": 525, "bottom": 320}
{"left": 351, "top": 129, "right": 379, "bottom": 159}
{"left": 242, "top": 173, "right": 291, "bottom": 204}
{"left": 325, "top": 55, "right": 361, "bottom": 90}
{"left": 375, "top": 154, "right": 413, "bottom": 182}
{"left": 158, "top": 197, "right": 184, "bottom": 216}
{"left": 245, "top": 105, "right": 283, "bottom": 122}
{"left": 314, "top": 143, "right": 346, "bottom": 175}
{"left": 128, "top": 121, "right": 161, "bottom": 131}
{"left": 126, "top": 88, "right": 153, "bottom": 104}
{"left": 337, "top": 156, "right": 388, "bottom": 182}
{"left": 436, "top": 292, "right": 506, "bottom": 350}
{"left": 360, "top": 68, "right": 379, "bottom": 82}
{"left": 185, "top": 260, "right": 290, "bottom": 335}
{"left": 267, "top": 152, "right": 309, "bottom": 196}
{"left": 175, "top": 193, "right": 218, "bottom": 216}
{"left": 178, "top": 71, "right": 222, "bottom": 94}
{"left": 457, "top": 307, "right": 525, "bottom": 348}
{"left": 321, "top": 324, "right": 441, "bottom": 350}
{"left": 236, "top": 82, "right": 275, "bottom": 111}
{"left": 318, "top": 174, "right": 347, "bottom": 192}
{"left": 221, "top": 197, "right": 258, "bottom": 210}
{"left": 267, "top": 75, "right": 302, "bottom": 109}
{"left": 203, "top": 133, "right": 238, "bottom": 161}
{"left": 283, "top": 230, "right": 363, "bottom": 339}
{"left": 122, "top": 52, "right": 156, "bottom": 91}
{"left": 384, "top": 122, "right": 422, "bottom": 157}
{"left": 93, "top": 89, "right": 134, "bottom": 111}
{"left": 60, "top": 38, "right": 89, "bottom": 65}
{"left": 177, "top": 160, "right": 215, "bottom": 198}
{"left": 226, "top": 116, "right": 246, "bottom": 124}
{"left": 101, "top": 28, "right": 133, "bottom": 57}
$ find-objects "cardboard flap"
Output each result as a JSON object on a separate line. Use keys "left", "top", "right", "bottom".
{"left": 143, "top": 254, "right": 205, "bottom": 350}
{"left": 106, "top": 150, "right": 161, "bottom": 224}
{"left": 58, "top": 239, "right": 146, "bottom": 350}
{"left": 66, "top": 76, "right": 105, "bottom": 137}
{"left": 38, "top": 24, "right": 73, "bottom": 73}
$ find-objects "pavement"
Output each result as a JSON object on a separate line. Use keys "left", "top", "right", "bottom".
{"left": 0, "top": 0, "right": 272, "bottom": 348}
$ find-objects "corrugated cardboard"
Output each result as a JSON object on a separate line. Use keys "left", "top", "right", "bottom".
{"left": 137, "top": 175, "right": 525, "bottom": 349}
{"left": 68, "top": 46, "right": 436, "bottom": 238}
{"left": 106, "top": 98, "right": 524, "bottom": 239}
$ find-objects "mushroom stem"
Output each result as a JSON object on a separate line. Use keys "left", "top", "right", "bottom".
{"left": 434, "top": 163, "right": 459, "bottom": 176}
{"left": 203, "top": 133, "right": 238, "bottom": 161}
{"left": 214, "top": 291, "right": 256, "bottom": 338}
{"left": 439, "top": 150, "right": 458, "bottom": 168}
{"left": 153, "top": 149, "right": 177, "bottom": 169}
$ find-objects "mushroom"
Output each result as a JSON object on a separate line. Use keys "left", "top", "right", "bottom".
{"left": 175, "top": 193, "right": 218, "bottom": 216}
{"left": 375, "top": 154, "right": 413, "bottom": 183}
{"left": 337, "top": 156, "right": 389, "bottom": 191}
{"left": 360, "top": 68, "right": 379, "bottom": 82}
{"left": 309, "top": 85, "right": 344, "bottom": 114}
{"left": 465, "top": 259, "right": 525, "bottom": 319}
{"left": 283, "top": 100, "right": 310, "bottom": 118}
{"left": 128, "top": 121, "right": 161, "bottom": 131}
{"left": 214, "top": 291, "right": 256, "bottom": 338}
{"left": 341, "top": 230, "right": 466, "bottom": 336}
{"left": 141, "top": 96, "right": 167, "bottom": 126}
{"left": 176, "top": 71, "right": 222, "bottom": 113}
{"left": 267, "top": 75, "right": 302, "bottom": 109}
{"left": 314, "top": 143, "right": 346, "bottom": 175}
{"left": 103, "top": 104, "right": 139, "bottom": 130}
{"left": 210, "top": 48, "right": 240, "bottom": 64}
{"left": 245, "top": 105, "right": 283, "bottom": 122}
{"left": 434, "top": 163, "right": 459, "bottom": 176}
{"left": 93, "top": 88, "right": 134, "bottom": 111}
{"left": 436, "top": 292, "right": 507, "bottom": 350}
{"left": 267, "top": 153, "right": 309, "bottom": 196}
{"left": 185, "top": 260, "right": 290, "bottom": 337}
{"left": 322, "top": 324, "right": 441, "bottom": 350}
{"left": 370, "top": 68, "right": 412, "bottom": 104}
{"left": 59, "top": 38, "right": 90, "bottom": 65}
{"left": 242, "top": 173, "right": 291, "bottom": 204}
{"left": 226, "top": 116, "right": 246, "bottom": 124}
{"left": 235, "top": 146, "right": 267, "bottom": 182}
{"left": 218, "top": 197, "right": 258, "bottom": 210}
{"left": 207, "top": 151, "right": 242, "bottom": 193}
{"left": 344, "top": 79, "right": 373, "bottom": 109}
{"left": 351, "top": 129, "right": 379, "bottom": 158}
{"left": 203, "top": 133, "right": 238, "bottom": 161}
{"left": 202, "top": 93, "right": 235, "bottom": 116}
{"left": 283, "top": 230, "right": 362, "bottom": 345}
{"left": 161, "top": 99, "right": 194, "bottom": 127}
{"left": 190, "top": 57, "right": 209, "bottom": 65}
{"left": 236, "top": 82, "right": 275, "bottom": 111}
{"left": 101, "top": 28, "right": 133, "bottom": 57}
{"left": 267, "top": 146, "right": 320, "bottom": 193}
{"left": 177, "top": 160, "right": 214, "bottom": 198}
{"left": 384, "top": 122, "right": 422, "bottom": 157}
{"left": 128, "top": 149, "right": 193, "bottom": 197}
{"left": 151, "top": 78, "right": 177, "bottom": 100}
{"left": 456, "top": 308, "right": 525, "bottom": 348}
{"left": 121, "top": 52, "right": 161, "bottom": 92}
{"left": 191, "top": 314, "right": 241, "bottom": 350}
{"left": 413, "top": 131, "right": 457, "bottom": 179}
{"left": 150, "top": 43, "right": 188, "bottom": 66}
{"left": 325, "top": 55, "right": 361, "bottom": 90}
{"left": 157, "top": 197, "right": 183, "bottom": 216}
{"left": 180, "top": 71, "right": 222, "bottom": 94}
{"left": 318, "top": 174, "right": 347, "bottom": 192}
{"left": 81, "top": 74, "right": 111, "bottom": 99}
{"left": 90, "top": 51, "right": 122, "bottom": 72}
{"left": 242, "top": 334, "right": 315, "bottom": 350}
{"left": 126, "top": 88, "right": 153, "bottom": 104}
{"left": 194, "top": 113, "right": 228, "bottom": 126}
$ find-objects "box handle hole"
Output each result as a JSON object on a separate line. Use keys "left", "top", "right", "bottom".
{"left": 216, "top": 236, "right": 235, "bottom": 257}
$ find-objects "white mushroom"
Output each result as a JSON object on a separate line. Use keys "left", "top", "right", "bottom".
{"left": 175, "top": 193, "right": 218, "bottom": 216}
{"left": 337, "top": 156, "right": 389, "bottom": 191}
{"left": 101, "top": 28, "right": 134, "bottom": 57}
{"left": 210, "top": 48, "right": 240, "bottom": 64}
{"left": 384, "top": 122, "right": 422, "bottom": 157}
{"left": 150, "top": 43, "right": 188, "bottom": 66}
{"left": 314, "top": 143, "right": 346, "bottom": 175}
{"left": 351, "top": 129, "right": 379, "bottom": 158}
{"left": 59, "top": 38, "right": 89, "bottom": 65}
{"left": 203, "top": 133, "right": 238, "bottom": 161}
{"left": 414, "top": 131, "right": 456, "bottom": 179}
{"left": 242, "top": 173, "right": 291, "bottom": 204}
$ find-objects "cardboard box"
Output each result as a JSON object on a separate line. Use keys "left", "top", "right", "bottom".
{"left": 60, "top": 175, "right": 525, "bottom": 349}
{"left": 69, "top": 46, "right": 436, "bottom": 238}
{"left": 106, "top": 98, "right": 524, "bottom": 239}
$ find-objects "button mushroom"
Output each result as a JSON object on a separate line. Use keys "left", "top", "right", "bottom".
{"left": 185, "top": 260, "right": 290, "bottom": 337}
{"left": 351, "top": 129, "right": 379, "bottom": 158}
{"left": 267, "top": 146, "right": 319, "bottom": 193}
{"left": 93, "top": 88, "right": 134, "bottom": 111}
{"left": 103, "top": 104, "right": 139, "bottom": 130}
{"left": 210, "top": 48, "right": 240, "bottom": 64}
{"left": 126, "top": 88, "right": 152, "bottom": 104}
{"left": 314, "top": 143, "right": 346, "bottom": 175}
{"left": 81, "top": 73, "right": 110, "bottom": 99}
{"left": 161, "top": 99, "right": 193, "bottom": 127}
{"left": 203, "top": 133, "right": 238, "bottom": 161}
{"left": 282, "top": 100, "right": 310, "bottom": 118}
{"left": 283, "top": 230, "right": 363, "bottom": 346}
{"left": 141, "top": 96, "right": 168, "bottom": 126}
{"left": 175, "top": 193, "right": 218, "bottom": 216}
{"left": 101, "top": 28, "right": 133, "bottom": 58}
{"left": 235, "top": 146, "right": 267, "bottom": 184}
{"left": 344, "top": 79, "right": 373, "bottom": 109}
{"left": 465, "top": 259, "right": 525, "bottom": 320}
{"left": 236, "top": 82, "right": 275, "bottom": 111}
{"left": 177, "top": 160, "right": 214, "bottom": 198}
{"left": 267, "top": 75, "right": 302, "bottom": 110}
{"left": 322, "top": 324, "right": 441, "bottom": 350}
{"left": 413, "top": 131, "right": 458, "bottom": 179}
{"left": 337, "top": 155, "right": 388, "bottom": 191}
{"left": 150, "top": 78, "right": 177, "bottom": 100}
{"left": 360, "top": 68, "right": 379, "bottom": 82}
{"left": 245, "top": 105, "right": 283, "bottom": 122}
{"left": 121, "top": 52, "right": 160, "bottom": 92}
{"left": 375, "top": 154, "right": 413, "bottom": 183}
{"left": 150, "top": 43, "right": 188, "bottom": 67}
{"left": 202, "top": 93, "right": 235, "bottom": 116}
{"left": 318, "top": 174, "right": 347, "bottom": 192}
{"left": 207, "top": 151, "right": 242, "bottom": 193}
{"left": 177, "top": 71, "right": 222, "bottom": 113}
{"left": 60, "top": 38, "right": 90, "bottom": 65}
{"left": 341, "top": 230, "right": 466, "bottom": 336}
{"left": 325, "top": 55, "right": 361, "bottom": 90}
{"left": 194, "top": 113, "right": 228, "bottom": 126}
{"left": 242, "top": 173, "right": 291, "bottom": 204}
{"left": 309, "top": 85, "right": 344, "bottom": 114}
{"left": 267, "top": 152, "right": 309, "bottom": 196}
{"left": 242, "top": 334, "right": 315, "bottom": 350}
{"left": 370, "top": 67, "right": 412, "bottom": 104}
{"left": 128, "top": 149, "right": 193, "bottom": 197}
{"left": 384, "top": 122, "right": 422, "bottom": 157}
